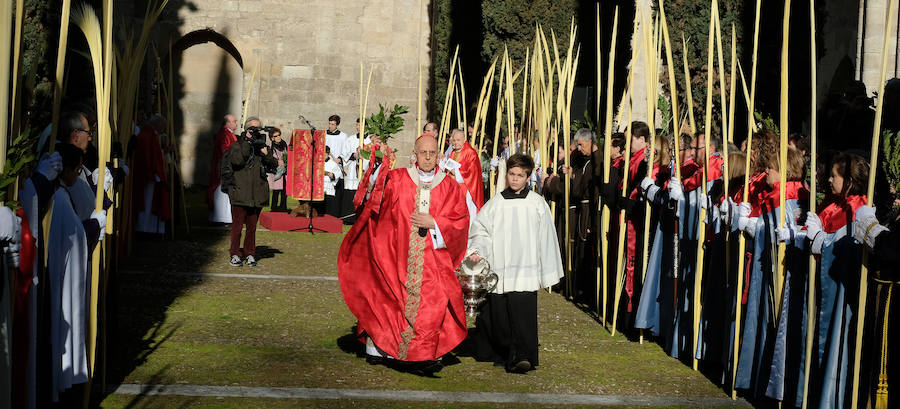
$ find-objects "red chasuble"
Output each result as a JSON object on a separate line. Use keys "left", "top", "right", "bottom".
{"left": 338, "top": 164, "right": 470, "bottom": 361}
{"left": 208, "top": 125, "right": 237, "bottom": 207}
{"left": 449, "top": 141, "right": 485, "bottom": 208}
{"left": 287, "top": 129, "right": 326, "bottom": 201}
{"left": 132, "top": 127, "right": 170, "bottom": 221}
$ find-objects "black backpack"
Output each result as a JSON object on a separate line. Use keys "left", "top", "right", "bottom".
{"left": 220, "top": 146, "right": 236, "bottom": 194}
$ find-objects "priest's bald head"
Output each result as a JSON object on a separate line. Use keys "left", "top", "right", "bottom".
{"left": 414, "top": 134, "right": 439, "bottom": 173}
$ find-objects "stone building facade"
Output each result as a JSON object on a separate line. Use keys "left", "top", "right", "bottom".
{"left": 150, "top": 0, "right": 895, "bottom": 185}
{"left": 158, "top": 0, "right": 431, "bottom": 185}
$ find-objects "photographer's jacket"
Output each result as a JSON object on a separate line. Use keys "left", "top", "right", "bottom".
{"left": 226, "top": 137, "right": 278, "bottom": 208}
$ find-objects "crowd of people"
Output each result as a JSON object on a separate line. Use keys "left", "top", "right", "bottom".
{"left": 0, "top": 103, "right": 183, "bottom": 405}
{"left": 335, "top": 93, "right": 899, "bottom": 408}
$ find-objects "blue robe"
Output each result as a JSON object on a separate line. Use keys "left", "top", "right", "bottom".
{"left": 815, "top": 225, "right": 860, "bottom": 409}
{"left": 763, "top": 199, "right": 809, "bottom": 406}
{"left": 735, "top": 205, "right": 778, "bottom": 395}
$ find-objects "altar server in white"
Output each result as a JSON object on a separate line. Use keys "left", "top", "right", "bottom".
{"left": 465, "top": 153, "right": 563, "bottom": 373}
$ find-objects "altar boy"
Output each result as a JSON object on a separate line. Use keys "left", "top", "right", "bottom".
{"left": 466, "top": 153, "right": 564, "bottom": 373}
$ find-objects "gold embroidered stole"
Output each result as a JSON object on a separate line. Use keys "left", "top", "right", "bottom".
{"left": 398, "top": 168, "right": 444, "bottom": 359}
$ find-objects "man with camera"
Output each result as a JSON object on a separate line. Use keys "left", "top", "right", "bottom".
{"left": 222, "top": 119, "right": 278, "bottom": 267}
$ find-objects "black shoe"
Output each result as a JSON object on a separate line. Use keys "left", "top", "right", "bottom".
{"left": 408, "top": 360, "right": 443, "bottom": 376}
{"left": 365, "top": 355, "right": 385, "bottom": 365}
{"left": 245, "top": 255, "right": 257, "bottom": 267}
{"left": 509, "top": 359, "right": 531, "bottom": 373}
{"left": 229, "top": 255, "right": 242, "bottom": 267}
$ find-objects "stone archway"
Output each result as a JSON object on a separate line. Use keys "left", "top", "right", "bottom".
{"left": 173, "top": 29, "right": 244, "bottom": 186}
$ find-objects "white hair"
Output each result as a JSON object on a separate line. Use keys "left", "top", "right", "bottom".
{"left": 573, "top": 128, "right": 595, "bottom": 144}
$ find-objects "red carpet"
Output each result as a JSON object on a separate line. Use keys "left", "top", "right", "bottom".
{"left": 259, "top": 212, "right": 343, "bottom": 233}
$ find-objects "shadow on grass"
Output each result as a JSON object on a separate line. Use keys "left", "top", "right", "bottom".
{"left": 254, "top": 245, "right": 283, "bottom": 260}
{"left": 95, "top": 187, "right": 233, "bottom": 406}
{"left": 117, "top": 364, "right": 198, "bottom": 409}
{"left": 336, "top": 326, "right": 457, "bottom": 379}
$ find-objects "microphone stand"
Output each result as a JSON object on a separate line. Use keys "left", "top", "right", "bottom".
{"left": 297, "top": 118, "right": 327, "bottom": 234}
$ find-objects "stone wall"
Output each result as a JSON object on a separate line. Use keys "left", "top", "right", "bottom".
{"left": 162, "top": 0, "right": 431, "bottom": 185}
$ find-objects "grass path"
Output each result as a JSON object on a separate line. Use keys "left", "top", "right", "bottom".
{"left": 100, "top": 210, "right": 748, "bottom": 408}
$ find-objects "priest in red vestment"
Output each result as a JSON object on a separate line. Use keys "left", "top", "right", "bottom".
{"left": 446, "top": 128, "right": 485, "bottom": 209}
{"left": 337, "top": 135, "right": 469, "bottom": 371}
{"left": 132, "top": 115, "right": 171, "bottom": 233}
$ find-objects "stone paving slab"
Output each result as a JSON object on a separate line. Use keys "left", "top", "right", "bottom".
{"left": 110, "top": 384, "right": 752, "bottom": 407}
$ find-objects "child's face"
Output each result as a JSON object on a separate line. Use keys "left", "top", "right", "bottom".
{"left": 630, "top": 135, "right": 646, "bottom": 154}
{"left": 829, "top": 163, "right": 845, "bottom": 196}
{"left": 506, "top": 166, "right": 529, "bottom": 192}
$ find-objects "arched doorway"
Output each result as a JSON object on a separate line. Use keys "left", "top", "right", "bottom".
{"left": 172, "top": 28, "right": 244, "bottom": 186}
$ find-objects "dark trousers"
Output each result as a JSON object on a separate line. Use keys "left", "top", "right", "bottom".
{"left": 472, "top": 291, "right": 539, "bottom": 370}
{"left": 340, "top": 188, "right": 357, "bottom": 224}
{"left": 325, "top": 194, "right": 340, "bottom": 217}
{"left": 230, "top": 205, "right": 261, "bottom": 257}
{"left": 270, "top": 189, "right": 287, "bottom": 211}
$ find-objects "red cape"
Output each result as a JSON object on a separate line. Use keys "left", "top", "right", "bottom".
{"left": 818, "top": 194, "right": 867, "bottom": 234}
{"left": 132, "top": 127, "right": 170, "bottom": 221}
{"left": 208, "top": 126, "right": 236, "bottom": 208}
{"left": 626, "top": 147, "right": 646, "bottom": 200}
{"left": 338, "top": 164, "right": 469, "bottom": 361}
{"left": 680, "top": 158, "right": 703, "bottom": 192}
{"left": 449, "top": 141, "right": 485, "bottom": 208}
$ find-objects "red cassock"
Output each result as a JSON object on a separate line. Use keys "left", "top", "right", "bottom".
{"left": 132, "top": 127, "right": 170, "bottom": 221}
{"left": 449, "top": 141, "right": 485, "bottom": 209}
{"left": 208, "top": 126, "right": 236, "bottom": 208}
{"left": 624, "top": 148, "right": 648, "bottom": 311}
{"left": 337, "top": 161, "right": 470, "bottom": 362}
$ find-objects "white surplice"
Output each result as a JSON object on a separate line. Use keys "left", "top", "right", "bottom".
{"left": 466, "top": 190, "right": 563, "bottom": 294}
{"left": 136, "top": 181, "right": 165, "bottom": 234}
{"left": 209, "top": 184, "right": 232, "bottom": 223}
{"left": 47, "top": 188, "right": 90, "bottom": 401}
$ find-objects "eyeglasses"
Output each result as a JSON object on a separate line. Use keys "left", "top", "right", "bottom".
{"left": 75, "top": 128, "right": 91, "bottom": 135}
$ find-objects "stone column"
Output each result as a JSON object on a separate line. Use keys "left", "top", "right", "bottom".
{"left": 620, "top": 0, "right": 652, "bottom": 129}
{"left": 857, "top": 0, "right": 900, "bottom": 95}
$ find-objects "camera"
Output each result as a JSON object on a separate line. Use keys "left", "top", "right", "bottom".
{"left": 245, "top": 126, "right": 277, "bottom": 148}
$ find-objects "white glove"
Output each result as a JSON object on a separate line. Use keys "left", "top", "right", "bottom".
{"left": 776, "top": 225, "right": 805, "bottom": 246}
{"left": 742, "top": 217, "right": 759, "bottom": 238}
{"left": 641, "top": 177, "right": 660, "bottom": 202}
{"left": 719, "top": 199, "right": 734, "bottom": 226}
{"left": 0, "top": 207, "right": 21, "bottom": 243}
{"left": 92, "top": 168, "right": 114, "bottom": 191}
{"left": 4, "top": 243, "right": 20, "bottom": 268}
{"left": 853, "top": 206, "right": 887, "bottom": 249}
{"left": 668, "top": 178, "right": 684, "bottom": 202}
{"left": 736, "top": 202, "right": 752, "bottom": 231}
{"left": 805, "top": 212, "right": 825, "bottom": 255}
{"left": 91, "top": 210, "right": 107, "bottom": 241}
{"left": 490, "top": 157, "right": 500, "bottom": 171}
{"left": 640, "top": 177, "right": 655, "bottom": 192}
{"left": 698, "top": 193, "right": 712, "bottom": 211}
{"left": 36, "top": 152, "right": 63, "bottom": 180}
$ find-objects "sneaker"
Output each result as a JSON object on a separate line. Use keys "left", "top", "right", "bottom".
{"left": 229, "top": 255, "right": 242, "bottom": 267}
{"left": 245, "top": 255, "right": 257, "bottom": 267}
